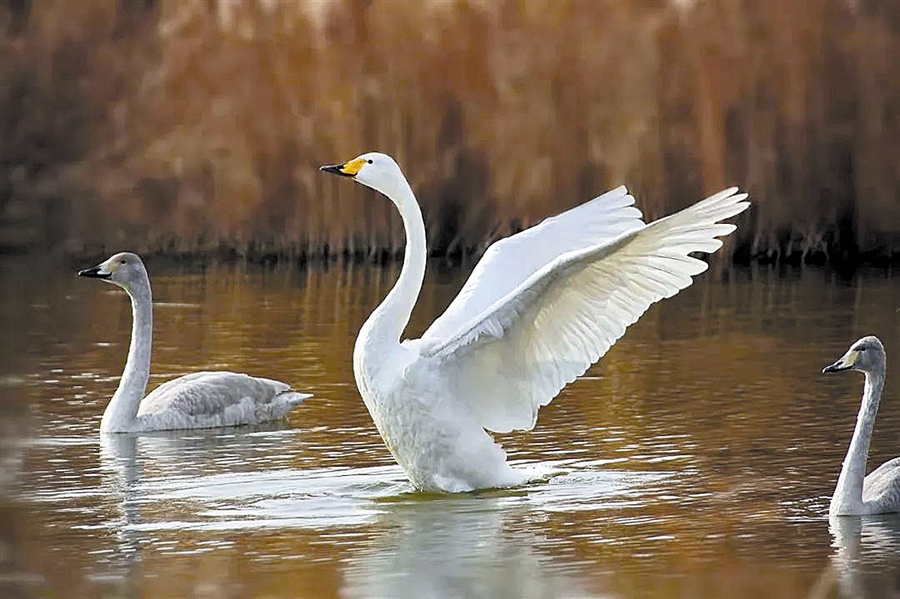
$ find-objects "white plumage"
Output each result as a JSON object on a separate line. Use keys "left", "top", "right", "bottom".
{"left": 79, "top": 252, "right": 310, "bottom": 433}
{"left": 321, "top": 152, "right": 749, "bottom": 492}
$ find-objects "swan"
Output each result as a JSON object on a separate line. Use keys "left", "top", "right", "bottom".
{"left": 823, "top": 336, "right": 900, "bottom": 515}
{"left": 321, "top": 152, "right": 749, "bottom": 492}
{"left": 78, "top": 252, "right": 311, "bottom": 433}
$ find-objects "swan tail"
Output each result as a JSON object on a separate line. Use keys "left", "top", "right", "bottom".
{"left": 272, "top": 390, "right": 311, "bottom": 415}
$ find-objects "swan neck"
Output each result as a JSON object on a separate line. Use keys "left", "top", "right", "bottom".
{"left": 831, "top": 369, "right": 884, "bottom": 513}
{"left": 357, "top": 179, "right": 426, "bottom": 354}
{"left": 101, "top": 276, "right": 153, "bottom": 432}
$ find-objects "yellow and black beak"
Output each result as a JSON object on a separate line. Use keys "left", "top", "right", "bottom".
{"left": 320, "top": 157, "right": 366, "bottom": 178}
{"left": 822, "top": 350, "right": 857, "bottom": 373}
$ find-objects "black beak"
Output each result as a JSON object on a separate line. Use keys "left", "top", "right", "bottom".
{"left": 822, "top": 360, "right": 850, "bottom": 374}
{"left": 78, "top": 266, "right": 110, "bottom": 279}
{"left": 320, "top": 163, "right": 353, "bottom": 177}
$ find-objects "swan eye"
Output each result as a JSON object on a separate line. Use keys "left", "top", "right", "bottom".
{"left": 857, "top": 346, "right": 866, "bottom": 352}
{"left": 120, "top": 259, "right": 127, "bottom": 264}
{"left": 367, "top": 159, "right": 373, "bottom": 164}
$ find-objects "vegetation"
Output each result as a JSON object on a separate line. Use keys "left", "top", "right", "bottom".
{"left": 1, "top": 0, "right": 898, "bottom": 265}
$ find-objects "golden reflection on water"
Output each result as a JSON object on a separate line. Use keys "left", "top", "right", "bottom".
{"left": 0, "top": 258, "right": 898, "bottom": 599}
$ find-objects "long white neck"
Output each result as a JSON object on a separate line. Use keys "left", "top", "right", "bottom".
{"left": 830, "top": 369, "right": 885, "bottom": 514}
{"left": 354, "top": 177, "right": 427, "bottom": 379}
{"left": 100, "top": 276, "right": 153, "bottom": 432}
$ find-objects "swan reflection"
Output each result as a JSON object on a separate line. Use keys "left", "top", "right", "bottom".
{"left": 809, "top": 514, "right": 900, "bottom": 599}
{"left": 341, "top": 494, "right": 615, "bottom": 599}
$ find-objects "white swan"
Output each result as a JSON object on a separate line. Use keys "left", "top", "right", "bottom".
{"left": 79, "top": 252, "right": 311, "bottom": 433}
{"left": 321, "top": 152, "right": 749, "bottom": 493}
{"left": 823, "top": 336, "right": 900, "bottom": 515}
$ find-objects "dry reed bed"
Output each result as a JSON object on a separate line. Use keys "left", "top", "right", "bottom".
{"left": 1, "top": 0, "right": 898, "bottom": 265}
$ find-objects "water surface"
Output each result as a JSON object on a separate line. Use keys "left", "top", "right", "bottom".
{"left": 1, "top": 258, "right": 898, "bottom": 598}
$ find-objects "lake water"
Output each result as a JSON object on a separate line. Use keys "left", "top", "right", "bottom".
{"left": 0, "top": 257, "right": 898, "bottom": 599}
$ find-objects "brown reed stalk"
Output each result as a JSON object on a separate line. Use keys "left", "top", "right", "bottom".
{"left": 1, "top": 0, "right": 897, "bottom": 264}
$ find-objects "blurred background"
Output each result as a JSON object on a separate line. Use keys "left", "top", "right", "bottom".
{"left": 3, "top": 4, "right": 900, "bottom": 598}
{"left": 1, "top": 0, "right": 898, "bottom": 266}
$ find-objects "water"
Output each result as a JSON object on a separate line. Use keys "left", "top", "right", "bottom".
{"left": 1, "top": 257, "right": 898, "bottom": 599}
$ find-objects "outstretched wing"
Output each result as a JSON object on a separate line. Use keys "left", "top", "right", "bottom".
{"left": 418, "top": 188, "right": 749, "bottom": 433}
{"left": 421, "top": 186, "right": 645, "bottom": 343}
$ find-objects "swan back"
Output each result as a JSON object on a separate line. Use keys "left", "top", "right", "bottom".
{"left": 862, "top": 457, "right": 900, "bottom": 513}
{"left": 136, "top": 371, "right": 311, "bottom": 431}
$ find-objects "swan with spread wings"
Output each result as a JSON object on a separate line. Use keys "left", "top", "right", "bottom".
{"left": 322, "top": 152, "right": 749, "bottom": 492}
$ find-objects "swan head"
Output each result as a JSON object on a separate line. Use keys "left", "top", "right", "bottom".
{"left": 320, "top": 152, "right": 411, "bottom": 204}
{"left": 78, "top": 252, "right": 148, "bottom": 292}
{"left": 823, "top": 335, "right": 885, "bottom": 375}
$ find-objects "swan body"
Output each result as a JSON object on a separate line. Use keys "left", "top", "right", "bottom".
{"left": 823, "top": 336, "right": 899, "bottom": 515}
{"left": 321, "top": 152, "right": 750, "bottom": 492}
{"left": 79, "top": 252, "right": 310, "bottom": 433}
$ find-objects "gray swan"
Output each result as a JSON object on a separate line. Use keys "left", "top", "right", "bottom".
{"left": 79, "top": 252, "right": 310, "bottom": 432}
{"left": 823, "top": 336, "right": 899, "bottom": 515}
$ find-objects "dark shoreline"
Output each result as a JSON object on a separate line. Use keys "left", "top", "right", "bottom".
{"left": 3, "top": 241, "right": 897, "bottom": 275}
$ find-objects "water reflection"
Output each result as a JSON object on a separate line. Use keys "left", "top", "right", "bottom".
{"left": 341, "top": 495, "right": 609, "bottom": 599}
{"left": 821, "top": 515, "right": 900, "bottom": 599}
{"left": 94, "top": 426, "right": 401, "bottom": 532}
{"left": 52, "top": 424, "right": 668, "bottom": 599}
{"left": 1, "top": 260, "right": 899, "bottom": 599}
{"left": 95, "top": 435, "right": 142, "bottom": 591}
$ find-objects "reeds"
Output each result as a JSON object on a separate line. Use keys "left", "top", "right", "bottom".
{"left": 1, "top": 0, "right": 898, "bottom": 264}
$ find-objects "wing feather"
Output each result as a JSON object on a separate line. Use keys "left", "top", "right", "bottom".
{"left": 422, "top": 186, "right": 645, "bottom": 343}
{"left": 419, "top": 188, "right": 749, "bottom": 433}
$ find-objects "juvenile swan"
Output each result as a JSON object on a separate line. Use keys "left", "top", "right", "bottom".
{"left": 321, "top": 152, "right": 749, "bottom": 492}
{"left": 823, "top": 336, "right": 900, "bottom": 515}
{"left": 79, "top": 252, "right": 310, "bottom": 433}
